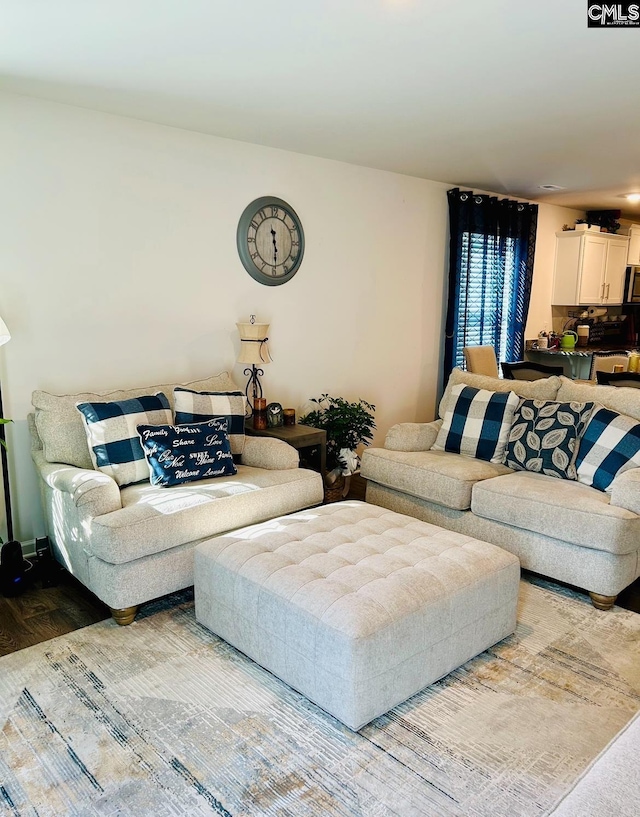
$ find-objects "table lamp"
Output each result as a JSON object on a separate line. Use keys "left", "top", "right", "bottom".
{"left": 236, "top": 316, "right": 272, "bottom": 413}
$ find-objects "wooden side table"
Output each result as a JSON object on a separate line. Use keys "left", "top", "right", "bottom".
{"left": 245, "top": 421, "right": 326, "bottom": 476}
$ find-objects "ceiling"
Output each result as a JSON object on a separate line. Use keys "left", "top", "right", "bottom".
{"left": 2, "top": 1, "right": 639, "bottom": 217}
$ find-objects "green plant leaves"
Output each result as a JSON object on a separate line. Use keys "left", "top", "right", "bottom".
{"left": 299, "top": 394, "right": 376, "bottom": 471}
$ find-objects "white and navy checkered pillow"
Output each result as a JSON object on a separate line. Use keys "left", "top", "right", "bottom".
{"left": 575, "top": 407, "right": 640, "bottom": 492}
{"left": 173, "top": 388, "right": 246, "bottom": 455}
{"left": 76, "top": 392, "right": 172, "bottom": 487}
{"left": 433, "top": 384, "right": 519, "bottom": 464}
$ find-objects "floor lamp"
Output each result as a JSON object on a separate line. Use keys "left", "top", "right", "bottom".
{"left": 0, "top": 316, "right": 26, "bottom": 596}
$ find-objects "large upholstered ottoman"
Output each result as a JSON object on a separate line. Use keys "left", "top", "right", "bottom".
{"left": 194, "top": 501, "right": 520, "bottom": 730}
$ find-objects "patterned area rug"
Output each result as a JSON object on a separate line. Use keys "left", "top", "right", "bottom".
{"left": 1, "top": 576, "right": 639, "bottom": 817}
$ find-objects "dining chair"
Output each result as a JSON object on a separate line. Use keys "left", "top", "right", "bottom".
{"left": 501, "top": 361, "right": 564, "bottom": 381}
{"left": 589, "top": 351, "right": 630, "bottom": 380}
{"left": 595, "top": 371, "right": 640, "bottom": 388}
{"left": 463, "top": 345, "right": 499, "bottom": 378}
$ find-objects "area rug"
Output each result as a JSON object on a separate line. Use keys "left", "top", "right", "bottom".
{"left": 1, "top": 577, "right": 639, "bottom": 817}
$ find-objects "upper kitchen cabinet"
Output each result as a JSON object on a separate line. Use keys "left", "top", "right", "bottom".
{"left": 552, "top": 230, "right": 629, "bottom": 306}
{"left": 627, "top": 224, "right": 640, "bottom": 266}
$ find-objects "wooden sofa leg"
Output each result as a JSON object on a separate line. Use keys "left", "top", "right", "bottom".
{"left": 588, "top": 592, "right": 617, "bottom": 611}
{"left": 110, "top": 606, "right": 138, "bottom": 626}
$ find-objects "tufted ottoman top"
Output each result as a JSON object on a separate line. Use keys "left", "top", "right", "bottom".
{"left": 196, "top": 500, "right": 518, "bottom": 640}
{"left": 195, "top": 500, "right": 520, "bottom": 729}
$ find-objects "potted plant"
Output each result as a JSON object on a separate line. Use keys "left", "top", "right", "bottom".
{"left": 299, "top": 394, "right": 376, "bottom": 501}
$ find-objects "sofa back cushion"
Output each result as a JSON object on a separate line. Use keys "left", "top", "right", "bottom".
{"left": 439, "top": 368, "right": 562, "bottom": 420}
{"left": 77, "top": 393, "right": 173, "bottom": 487}
{"left": 557, "top": 376, "right": 640, "bottom": 423}
{"left": 33, "top": 371, "right": 237, "bottom": 469}
{"left": 433, "top": 384, "right": 520, "bottom": 463}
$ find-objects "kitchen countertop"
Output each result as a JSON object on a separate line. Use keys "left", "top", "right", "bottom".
{"left": 532, "top": 346, "right": 639, "bottom": 356}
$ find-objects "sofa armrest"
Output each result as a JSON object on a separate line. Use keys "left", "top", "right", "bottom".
{"left": 31, "top": 447, "right": 122, "bottom": 516}
{"left": 384, "top": 420, "right": 442, "bottom": 452}
{"left": 609, "top": 469, "right": 640, "bottom": 516}
{"left": 240, "top": 436, "right": 300, "bottom": 470}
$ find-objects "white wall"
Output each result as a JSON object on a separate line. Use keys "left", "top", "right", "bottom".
{"left": 525, "top": 202, "right": 585, "bottom": 338}
{"left": 0, "top": 92, "right": 583, "bottom": 544}
{"left": 0, "top": 93, "right": 450, "bottom": 542}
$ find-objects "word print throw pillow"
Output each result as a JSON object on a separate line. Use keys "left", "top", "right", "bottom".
{"left": 504, "top": 399, "right": 595, "bottom": 480}
{"left": 137, "top": 418, "right": 237, "bottom": 487}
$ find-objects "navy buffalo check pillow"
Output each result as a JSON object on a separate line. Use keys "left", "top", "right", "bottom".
{"left": 575, "top": 407, "right": 640, "bottom": 492}
{"left": 174, "top": 388, "right": 246, "bottom": 455}
{"left": 433, "top": 384, "right": 519, "bottom": 464}
{"left": 137, "top": 418, "right": 237, "bottom": 487}
{"left": 76, "top": 393, "right": 172, "bottom": 487}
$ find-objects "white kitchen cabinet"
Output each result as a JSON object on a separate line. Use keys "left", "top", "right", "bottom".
{"left": 552, "top": 230, "right": 629, "bottom": 306}
{"left": 627, "top": 224, "right": 640, "bottom": 266}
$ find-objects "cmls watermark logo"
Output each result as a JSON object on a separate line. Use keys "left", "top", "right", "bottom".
{"left": 588, "top": 2, "right": 640, "bottom": 26}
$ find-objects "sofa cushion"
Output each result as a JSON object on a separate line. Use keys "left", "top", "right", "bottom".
{"left": 76, "top": 393, "right": 172, "bottom": 487}
{"left": 575, "top": 407, "right": 640, "bottom": 493}
{"left": 557, "top": 376, "right": 640, "bottom": 423}
{"left": 361, "top": 447, "right": 512, "bottom": 511}
{"left": 504, "top": 399, "right": 595, "bottom": 480}
{"left": 88, "top": 465, "right": 323, "bottom": 564}
{"left": 439, "top": 368, "right": 562, "bottom": 420}
{"left": 433, "top": 384, "right": 519, "bottom": 464}
{"left": 138, "top": 418, "right": 237, "bottom": 487}
{"left": 174, "top": 387, "right": 246, "bottom": 455}
{"left": 471, "top": 471, "right": 640, "bottom": 555}
{"left": 33, "top": 371, "right": 238, "bottom": 469}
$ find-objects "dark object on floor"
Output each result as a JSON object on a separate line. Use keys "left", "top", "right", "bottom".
{"left": 0, "top": 540, "right": 32, "bottom": 597}
{"left": 35, "top": 536, "right": 59, "bottom": 588}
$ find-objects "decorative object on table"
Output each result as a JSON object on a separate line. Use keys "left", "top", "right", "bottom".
{"left": 576, "top": 325, "right": 590, "bottom": 347}
{"left": 560, "top": 330, "right": 578, "bottom": 350}
{"left": 266, "top": 402, "right": 284, "bottom": 428}
{"left": 236, "top": 196, "right": 305, "bottom": 286}
{"left": 537, "top": 331, "right": 548, "bottom": 349}
{"left": 283, "top": 408, "right": 296, "bottom": 426}
{"left": 299, "top": 394, "right": 376, "bottom": 501}
{"left": 236, "top": 315, "right": 272, "bottom": 414}
{"left": 252, "top": 397, "right": 267, "bottom": 430}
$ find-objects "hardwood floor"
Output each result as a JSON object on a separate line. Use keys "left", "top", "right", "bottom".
{"left": 1, "top": 481, "right": 637, "bottom": 658}
{"left": 0, "top": 564, "right": 109, "bottom": 657}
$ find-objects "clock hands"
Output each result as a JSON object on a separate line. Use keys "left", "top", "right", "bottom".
{"left": 271, "top": 226, "right": 278, "bottom": 264}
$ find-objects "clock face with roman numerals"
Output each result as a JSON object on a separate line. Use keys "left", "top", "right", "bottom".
{"left": 237, "top": 196, "right": 305, "bottom": 286}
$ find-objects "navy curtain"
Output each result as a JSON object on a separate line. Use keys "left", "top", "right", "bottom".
{"left": 444, "top": 188, "right": 538, "bottom": 380}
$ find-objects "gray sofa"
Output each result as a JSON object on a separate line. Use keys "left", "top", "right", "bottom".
{"left": 29, "top": 371, "right": 324, "bottom": 624}
{"left": 361, "top": 369, "right": 640, "bottom": 609}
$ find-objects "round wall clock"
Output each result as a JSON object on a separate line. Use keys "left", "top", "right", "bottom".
{"left": 237, "top": 196, "right": 305, "bottom": 286}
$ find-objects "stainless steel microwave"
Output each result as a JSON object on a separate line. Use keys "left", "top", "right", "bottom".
{"left": 626, "top": 267, "right": 640, "bottom": 303}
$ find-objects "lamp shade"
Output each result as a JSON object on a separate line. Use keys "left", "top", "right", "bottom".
{"left": 0, "top": 317, "right": 10, "bottom": 347}
{"left": 236, "top": 321, "right": 272, "bottom": 366}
